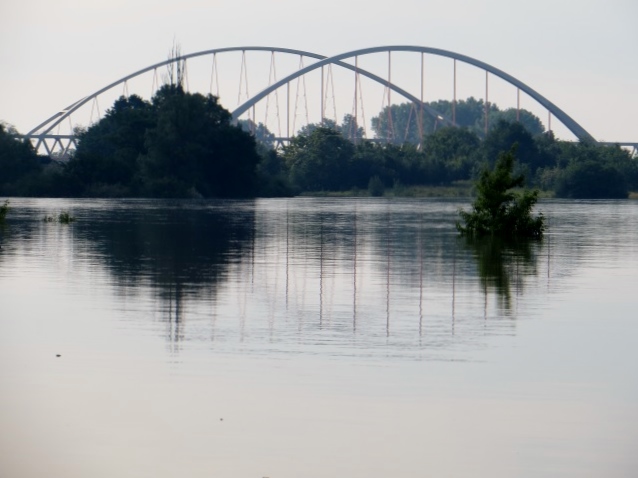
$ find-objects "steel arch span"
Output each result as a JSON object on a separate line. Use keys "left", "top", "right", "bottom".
{"left": 231, "top": 45, "right": 596, "bottom": 142}
{"left": 25, "top": 44, "right": 598, "bottom": 154}
{"left": 25, "top": 45, "right": 457, "bottom": 154}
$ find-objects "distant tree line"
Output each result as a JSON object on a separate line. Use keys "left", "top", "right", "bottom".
{"left": 371, "top": 97, "right": 546, "bottom": 143}
{"left": 1, "top": 97, "right": 636, "bottom": 199}
{"left": 275, "top": 109, "right": 636, "bottom": 198}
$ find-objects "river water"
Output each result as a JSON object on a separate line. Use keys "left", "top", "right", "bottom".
{"left": 1, "top": 197, "right": 637, "bottom": 477}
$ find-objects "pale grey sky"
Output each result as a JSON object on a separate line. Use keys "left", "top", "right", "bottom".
{"left": 1, "top": 0, "right": 636, "bottom": 142}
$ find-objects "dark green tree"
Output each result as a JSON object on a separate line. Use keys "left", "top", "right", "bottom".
{"left": 457, "top": 146, "right": 544, "bottom": 238}
{"left": 422, "top": 127, "right": 480, "bottom": 181}
{"left": 371, "top": 102, "right": 429, "bottom": 144}
{"left": 0, "top": 200, "right": 8, "bottom": 224}
{"left": 0, "top": 122, "right": 44, "bottom": 195}
{"left": 64, "top": 84, "right": 263, "bottom": 198}
{"left": 481, "top": 120, "right": 547, "bottom": 180}
{"left": 282, "top": 126, "right": 356, "bottom": 191}
{"left": 491, "top": 108, "right": 545, "bottom": 136}
{"left": 140, "top": 85, "right": 261, "bottom": 197}
{"left": 555, "top": 161, "right": 628, "bottom": 199}
{"left": 431, "top": 97, "right": 500, "bottom": 136}
{"left": 352, "top": 141, "right": 395, "bottom": 187}
{"left": 340, "top": 114, "right": 366, "bottom": 143}
{"left": 535, "top": 140, "right": 636, "bottom": 196}
{"left": 238, "top": 119, "right": 276, "bottom": 150}
{"left": 67, "top": 95, "right": 155, "bottom": 196}
{"left": 371, "top": 98, "right": 543, "bottom": 145}
{"left": 296, "top": 118, "right": 338, "bottom": 138}
{"left": 368, "top": 176, "right": 385, "bottom": 196}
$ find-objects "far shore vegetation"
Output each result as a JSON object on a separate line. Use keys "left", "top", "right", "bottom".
{"left": 1, "top": 86, "right": 636, "bottom": 200}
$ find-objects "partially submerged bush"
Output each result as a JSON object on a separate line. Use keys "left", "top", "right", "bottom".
{"left": 58, "top": 211, "right": 75, "bottom": 224}
{"left": 43, "top": 211, "right": 76, "bottom": 224}
{"left": 457, "top": 146, "right": 544, "bottom": 239}
{"left": 0, "top": 200, "right": 8, "bottom": 224}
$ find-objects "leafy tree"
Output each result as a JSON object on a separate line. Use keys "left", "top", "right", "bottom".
{"left": 282, "top": 126, "right": 356, "bottom": 191}
{"left": 0, "top": 200, "right": 8, "bottom": 224}
{"left": 296, "top": 118, "right": 338, "bottom": 137}
{"left": 65, "top": 84, "right": 262, "bottom": 198}
{"left": 371, "top": 102, "right": 428, "bottom": 144}
{"left": 457, "top": 146, "right": 544, "bottom": 238}
{"left": 0, "top": 122, "right": 43, "bottom": 195}
{"left": 140, "top": 85, "right": 261, "bottom": 197}
{"left": 340, "top": 114, "right": 365, "bottom": 143}
{"left": 481, "top": 120, "right": 545, "bottom": 178}
{"left": 295, "top": 115, "right": 364, "bottom": 144}
{"left": 491, "top": 108, "right": 545, "bottom": 136}
{"left": 378, "top": 143, "right": 420, "bottom": 185}
{"left": 429, "top": 97, "right": 500, "bottom": 136}
{"left": 371, "top": 98, "right": 543, "bottom": 144}
{"left": 447, "top": 97, "right": 491, "bottom": 130}
{"left": 533, "top": 130, "right": 561, "bottom": 168}
{"left": 555, "top": 161, "right": 628, "bottom": 199}
{"left": 422, "top": 127, "right": 480, "bottom": 181}
{"left": 536, "top": 140, "right": 636, "bottom": 196}
{"left": 368, "top": 176, "right": 384, "bottom": 196}
{"left": 67, "top": 95, "right": 155, "bottom": 196}
{"left": 238, "top": 119, "right": 276, "bottom": 150}
{"left": 352, "top": 141, "right": 394, "bottom": 187}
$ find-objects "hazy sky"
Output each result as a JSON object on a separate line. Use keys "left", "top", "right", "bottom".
{"left": 1, "top": 0, "right": 636, "bottom": 142}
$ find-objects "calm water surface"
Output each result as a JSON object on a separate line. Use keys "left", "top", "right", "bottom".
{"left": 1, "top": 197, "right": 637, "bottom": 477}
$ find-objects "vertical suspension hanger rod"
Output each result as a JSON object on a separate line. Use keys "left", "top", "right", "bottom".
{"left": 386, "top": 51, "right": 394, "bottom": 142}
{"left": 484, "top": 70, "right": 489, "bottom": 136}
{"left": 418, "top": 52, "right": 424, "bottom": 143}
{"left": 320, "top": 65, "right": 325, "bottom": 124}
{"left": 210, "top": 53, "right": 220, "bottom": 98}
{"left": 516, "top": 88, "right": 520, "bottom": 122}
{"left": 453, "top": 59, "right": 457, "bottom": 125}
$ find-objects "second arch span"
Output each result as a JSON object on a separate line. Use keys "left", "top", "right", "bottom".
{"left": 232, "top": 46, "right": 595, "bottom": 142}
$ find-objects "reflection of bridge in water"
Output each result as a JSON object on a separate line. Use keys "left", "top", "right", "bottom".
{"left": 18, "top": 45, "right": 638, "bottom": 157}
{"left": 141, "top": 200, "right": 552, "bottom": 357}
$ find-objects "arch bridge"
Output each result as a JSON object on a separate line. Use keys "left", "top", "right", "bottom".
{"left": 19, "top": 45, "right": 633, "bottom": 157}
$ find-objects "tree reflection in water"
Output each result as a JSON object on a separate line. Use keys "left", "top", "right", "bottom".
{"left": 464, "top": 236, "right": 541, "bottom": 312}
{"left": 74, "top": 202, "right": 255, "bottom": 345}
{"left": 59, "top": 198, "right": 551, "bottom": 354}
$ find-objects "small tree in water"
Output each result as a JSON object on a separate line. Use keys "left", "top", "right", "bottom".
{"left": 0, "top": 200, "right": 8, "bottom": 225}
{"left": 457, "top": 146, "right": 544, "bottom": 238}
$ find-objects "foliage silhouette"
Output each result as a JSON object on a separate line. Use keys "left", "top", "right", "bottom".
{"left": 0, "top": 200, "right": 8, "bottom": 225}
{"left": 457, "top": 146, "right": 544, "bottom": 238}
{"left": 555, "top": 160, "right": 628, "bottom": 199}
{"left": 42, "top": 211, "right": 76, "bottom": 223}
{"left": 2, "top": 94, "right": 637, "bottom": 198}
{"left": 368, "top": 176, "right": 385, "bottom": 196}
{"left": 283, "top": 126, "right": 357, "bottom": 191}
{"left": 371, "top": 98, "right": 544, "bottom": 143}
{"left": 0, "top": 123, "right": 45, "bottom": 196}
{"left": 65, "top": 85, "right": 262, "bottom": 198}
